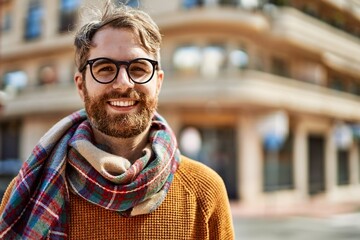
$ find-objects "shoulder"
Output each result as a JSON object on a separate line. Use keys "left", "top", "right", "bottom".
{"left": 177, "top": 156, "right": 224, "bottom": 186}
{"left": 175, "top": 156, "right": 228, "bottom": 205}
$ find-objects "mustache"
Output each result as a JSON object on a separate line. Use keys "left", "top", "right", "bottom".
{"left": 102, "top": 89, "right": 143, "bottom": 100}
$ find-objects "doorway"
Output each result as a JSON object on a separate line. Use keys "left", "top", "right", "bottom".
{"left": 308, "top": 135, "right": 326, "bottom": 195}
{"left": 179, "top": 126, "right": 238, "bottom": 199}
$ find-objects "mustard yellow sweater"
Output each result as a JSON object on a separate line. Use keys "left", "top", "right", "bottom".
{"left": 1, "top": 157, "right": 234, "bottom": 239}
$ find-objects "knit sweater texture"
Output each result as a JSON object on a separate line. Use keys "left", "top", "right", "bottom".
{"left": 1, "top": 156, "right": 234, "bottom": 240}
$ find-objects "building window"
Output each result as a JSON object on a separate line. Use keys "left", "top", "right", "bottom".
{"left": 173, "top": 45, "right": 202, "bottom": 75}
{"left": 0, "top": 121, "right": 20, "bottom": 161}
{"left": 254, "top": 51, "right": 265, "bottom": 71}
{"left": 328, "top": 76, "right": 345, "bottom": 92}
{"left": 179, "top": 126, "right": 238, "bottom": 199}
{"left": 24, "top": 1, "right": 43, "bottom": 40}
{"left": 201, "top": 45, "right": 226, "bottom": 77}
{"left": 301, "top": 4, "right": 319, "bottom": 18}
{"left": 263, "top": 133, "right": 294, "bottom": 192}
{"left": 337, "top": 150, "right": 350, "bottom": 185}
{"left": 267, "top": 0, "right": 289, "bottom": 6}
{"left": 2, "top": 70, "right": 28, "bottom": 93}
{"left": 59, "top": 0, "right": 80, "bottom": 33}
{"left": 173, "top": 44, "right": 226, "bottom": 77}
{"left": 182, "top": 0, "right": 204, "bottom": 9}
{"left": 328, "top": 13, "right": 346, "bottom": 30}
{"left": 271, "top": 56, "right": 290, "bottom": 78}
{"left": 348, "top": 80, "right": 360, "bottom": 96}
{"left": 219, "top": 0, "right": 238, "bottom": 7}
{"left": 239, "top": 0, "right": 262, "bottom": 9}
{"left": 1, "top": 12, "right": 12, "bottom": 33}
{"left": 229, "top": 48, "right": 249, "bottom": 69}
{"left": 0, "top": 121, "right": 22, "bottom": 200}
{"left": 116, "top": 0, "right": 140, "bottom": 8}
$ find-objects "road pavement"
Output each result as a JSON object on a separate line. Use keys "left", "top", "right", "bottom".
{"left": 233, "top": 213, "right": 360, "bottom": 240}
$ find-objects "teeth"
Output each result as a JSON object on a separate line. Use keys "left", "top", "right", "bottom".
{"left": 110, "top": 100, "right": 135, "bottom": 107}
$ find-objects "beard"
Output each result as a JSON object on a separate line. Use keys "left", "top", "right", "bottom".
{"left": 82, "top": 83, "right": 158, "bottom": 138}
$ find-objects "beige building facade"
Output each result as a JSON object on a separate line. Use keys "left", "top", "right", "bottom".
{"left": 1, "top": 0, "right": 360, "bottom": 211}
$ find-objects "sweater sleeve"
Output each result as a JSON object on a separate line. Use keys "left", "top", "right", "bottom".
{"left": 207, "top": 174, "right": 235, "bottom": 240}
{"left": 0, "top": 177, "right": 17, "bottom": 215}
{"left": 178, "top": 157, "right": 235, "bottom": 240}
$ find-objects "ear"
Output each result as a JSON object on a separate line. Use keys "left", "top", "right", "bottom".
{"left": 156, "top": 70, "right": 164, "bottom": 94}
{"left": 74, "top": 72, "right": 85, "bottom": 101}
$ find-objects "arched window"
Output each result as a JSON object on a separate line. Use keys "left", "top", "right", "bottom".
{"left": 173, "top": 44, "right": 226, "bottom": 77}
{"left": 173, "top": 45, "right": 202, "bottom": 75}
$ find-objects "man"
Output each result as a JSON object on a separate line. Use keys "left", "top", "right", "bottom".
{"left": 0, "top": 2, "right": 234, "bottom": 239}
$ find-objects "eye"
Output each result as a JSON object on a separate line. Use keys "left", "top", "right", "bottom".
{"left": 130, "top": 66, "right": 147, "bottom": 73}
{"left": 98, "top": 65, "right": 115, "bottom": 72}
{"left": 92, "top": 61, "right": 117, "bottom": 75}
{"left": 129, "top": 61, "right": 151, "bottom": 74}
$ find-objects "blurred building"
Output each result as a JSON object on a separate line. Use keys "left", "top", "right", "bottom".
{"left": 1, "top": 0, "right": 360, "bottom": 210}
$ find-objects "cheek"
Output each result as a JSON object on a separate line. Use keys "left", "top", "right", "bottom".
{"left": 136, "top": 84, "right": 158, "bottom": 97}
{"left": 84, "top": 80, "right": 106, "bottom": 98}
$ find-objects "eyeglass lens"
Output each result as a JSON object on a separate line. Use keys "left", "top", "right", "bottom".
{"left": 91, "top": 58, "right": 155, "bottom": 83}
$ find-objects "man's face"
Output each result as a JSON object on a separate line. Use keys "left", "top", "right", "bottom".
{"left": 74, "top": 27, "right": 163, "bottom": 138}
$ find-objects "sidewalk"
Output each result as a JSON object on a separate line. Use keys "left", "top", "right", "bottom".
{"left": 232, "top": 214, "right": 360, "bottom": 240}
{"left": 230, "top": 199, "right": 360, "bottom": 219}
{"left": 231, "top": 201, "right": 360, "bottom": 240}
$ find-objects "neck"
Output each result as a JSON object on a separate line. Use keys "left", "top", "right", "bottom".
{"left": 92, "top": 126, "right": 150, "bottom": 163}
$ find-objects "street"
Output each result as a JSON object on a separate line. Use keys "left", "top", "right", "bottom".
{"left": 233, "top": 213, "right": 360, "bottom": 240}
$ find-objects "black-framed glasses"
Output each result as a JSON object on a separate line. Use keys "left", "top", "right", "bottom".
{"left": 80, "top": 57, "right": 158, "bottom": 84}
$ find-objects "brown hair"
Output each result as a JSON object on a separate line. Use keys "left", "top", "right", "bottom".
{"left": 74, "top": 1, "right": 162, "bottom": 72}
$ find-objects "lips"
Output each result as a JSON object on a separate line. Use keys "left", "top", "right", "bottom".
{"left": 109, "top": 100, "right": 136, "bottom": 107}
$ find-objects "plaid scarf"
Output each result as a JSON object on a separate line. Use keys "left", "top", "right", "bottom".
{"left": 0, "top": 109, "right": 180, "bottom": 239}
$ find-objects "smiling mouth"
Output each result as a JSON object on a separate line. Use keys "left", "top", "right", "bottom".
{"left": 109, "top": 100, "right": 137, "bottom": 107}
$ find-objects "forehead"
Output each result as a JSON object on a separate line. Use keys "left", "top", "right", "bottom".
{"left": 89, "top": 27, "right": 150, "bottom": 60}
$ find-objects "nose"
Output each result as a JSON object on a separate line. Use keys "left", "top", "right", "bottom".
{"left": 112, "top": 66, "right": 134, "bottom": 90}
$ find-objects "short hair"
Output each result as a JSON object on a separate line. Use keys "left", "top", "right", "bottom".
{"left": 74, "top": 1, "right": 162, "bottom": 72}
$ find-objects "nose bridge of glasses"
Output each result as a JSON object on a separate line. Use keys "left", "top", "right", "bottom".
{"left": 114, "top": 61, "right": 133, "bottom": 84}
{"left": 115, "top": 60, "right": 131, "bottom": 69}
